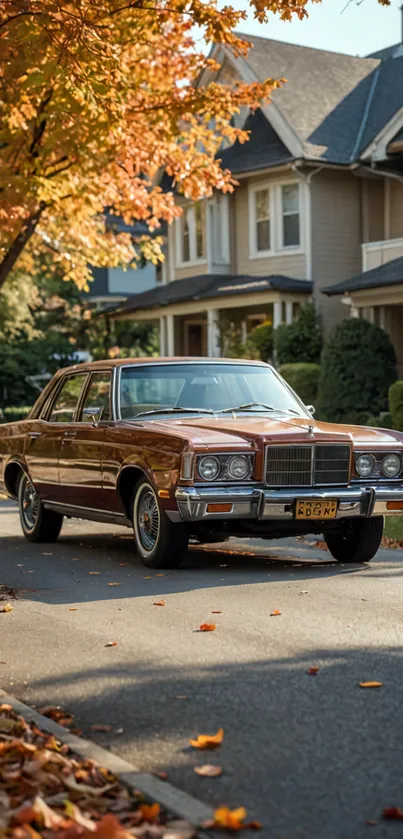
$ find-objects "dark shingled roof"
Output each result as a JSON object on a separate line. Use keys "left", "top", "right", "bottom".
{"left": 111, "top": 273, "right": 312, "bottom": 315}
{"left": 322, "top": 256, "right": 403, "bottom": 296}
{"left": 367, "top": 43, "right": 401, "bottom": 60}
{"left": 219, "top": 108, "right": 292, "bottom": 173}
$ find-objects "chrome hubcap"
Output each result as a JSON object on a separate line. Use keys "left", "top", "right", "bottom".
{"left": 21, "top": 477, "right": 39, "bottom": 530}
{"left": 138, "top": 489, "right": 160, "bottom": 552}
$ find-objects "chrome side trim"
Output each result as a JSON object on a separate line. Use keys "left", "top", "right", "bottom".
{"left": 43, "top": 501, "right": 131, "bottom": 527}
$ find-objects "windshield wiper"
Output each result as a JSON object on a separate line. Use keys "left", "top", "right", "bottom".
{"left": 131, "top": 407, "right": 215, "bottom": 418}
{"left": 217, "top": 402, "right": 299, "bottom": 416}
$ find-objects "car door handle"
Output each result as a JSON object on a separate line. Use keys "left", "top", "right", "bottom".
{"left": 28, "top": 432, "right": 42, "bottom": 439}
{"left": 64, "top": 430, "right": 77, "bottom": 438}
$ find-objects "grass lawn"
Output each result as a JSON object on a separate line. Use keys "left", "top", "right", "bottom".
{"left": 384, "top": 515, "right": 403, "bottom": 541}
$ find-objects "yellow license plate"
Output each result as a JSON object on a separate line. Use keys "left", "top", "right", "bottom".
{"left": 296, "top": 500, "right": 337, "bottom": 520}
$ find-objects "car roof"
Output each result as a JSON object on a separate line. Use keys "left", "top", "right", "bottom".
{"left": 58, "top": 357, "right": 269, "bottom": 375}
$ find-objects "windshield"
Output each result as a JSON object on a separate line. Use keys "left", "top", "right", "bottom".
{"left": 118, "top": 363, "right": 308, "bottom": 419}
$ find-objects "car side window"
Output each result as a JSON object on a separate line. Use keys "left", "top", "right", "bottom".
{"left": 48, "top": 375, "right": 87, "bottom": 423}
{"left": 79, "top": 373, "right": 111, "bottom": 423}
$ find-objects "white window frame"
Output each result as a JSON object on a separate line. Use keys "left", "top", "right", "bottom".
{"left": 249, "top": 178, "right": 304, "bottom": 259}
{"left": 207, "top": 193, "right": 230, "bottom": 272}
{"left": 175, "top": 202, "right": 206, "bottom": 268}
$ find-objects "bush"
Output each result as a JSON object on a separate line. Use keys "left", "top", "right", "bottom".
{"left": 1, "top": 406, "right": 32, "bottom": 423}
{"left": 364, "top": 411, "right": 394, "bottom": 429}
{"left": 279, "top": 363, "right": 321, "bottom": 405}
{"left": 247, "top": 321, "right": 273, "bottom": 363}
{"left": 389, "top": 381, "right": 403, "bottom": 431}
{"left": 317, "top": 319, "right": 397, "bottom": 423}
{"left": 275, "top": 303, "right": 322, "bottom": 365}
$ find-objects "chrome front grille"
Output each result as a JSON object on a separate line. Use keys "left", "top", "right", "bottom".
{"left": 265, "top": 444, "right": 351, "bottom": 487}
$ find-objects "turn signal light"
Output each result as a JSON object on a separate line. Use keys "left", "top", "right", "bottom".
{"left": 207, "top": 503, "right": 233, "bottom": 513}
{"left": 386, "top": 501, "right": 403, "bottom": 511}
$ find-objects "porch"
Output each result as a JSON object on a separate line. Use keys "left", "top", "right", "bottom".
{"left": 111, "top": 273, "right": 312, "bottom": 358}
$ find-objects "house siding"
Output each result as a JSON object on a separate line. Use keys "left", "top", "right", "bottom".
{"left": 364, "top": 178, "right": 385, "bottom": 242}
{"left": 233, "top": 175, "right": 307, "bottom": 279}
{"left": 312, "top": 170, "right": 361, "bottom": 333}
{"left": 175, "top": 263, "right": 209, "bottom": 281}
{"left": 390, "top": 180, "right": 403, "bottom": 239}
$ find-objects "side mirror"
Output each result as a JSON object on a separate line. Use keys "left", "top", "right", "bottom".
{"left": 82, "top": 406, "right": 101, "bottom": 425}
{"left": 306, "top": 405, "right": 315, "bottom": 416}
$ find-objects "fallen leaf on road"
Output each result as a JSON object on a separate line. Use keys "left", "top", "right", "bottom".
{"left": 119, "top": 563, "right": 129, "bottom": 567}
{"left": 365, "top": 819, "right": 378, "bottom": 826}
{"left": 139, "top": 803, "right": 160, "bottom": 822}
{"left": 65, "top": 799, "right": 97, "bottom": 830}
{"left": 71, "top": 728, "right": 83, "bottom": 736}
{"left": 42, "top": 552, "right": 53, "bottom": 556}
{"left": 154, "top": 600, "right": 166, "bottom": 606}
{"left": 115, "top": 728, "right": 124, "bottom": 734}
{"left": 144, "top": 576, "right": 152, "bottom": 579}
{"left": 307, "top": 667, "right": 319, "bottom": 675}
{"left": 16, "top": 563, "right": 24, "bottom": 567}
{"left": 174, "top": 695, "right": 188, "bottom": 700}
{"left": 199, "top": 623, "right": 216, "bottom": 632}
{"left": 212, "top": 610, "right": 222, "bottom": 614}
{"left": 69, "top": 608, "right": 77, "bottom": 612}
{"left": 105, "top": 641, "right": 117, "bottom": 647}
{"left": 270, "top": 609, "right": 281, "bottom": 616}
{"left": 1, "top": 604, "right": 13, "bottom": 613}
{"left": 300, "top": 590, "right": 308, "bottom": 594}
{"left": 90, "top": 724, "right": 113, "bottom": 732}
{"left": 157, "top": 771, "right": 168, "bottom": 780}
{"left": 189, "top": 728, "right": 224, "bottom": 750}
{"left": 72, "top": 557, "right": 81, "bottom": 561}
{"left": 194, "top": 765, "right": 222, "bottom": 777}
{"left": 89, "top": 571, "right": 100, "bottom": 575}
{"left": 108, "top": 582, "right": 121, "bottom": 587}
{"left": 213, "top": 806, "right": 247, "bottom": 830}
{"left": 359, "top": 681, "right": 383, "bottom": 688}
{"left": 383, "top": 807, "right": 403, "bottom": 820}
{"left": 39, "top": 706, "right": 74, "bottom": 726}
{"left": 0, "top": 718, "right": 16, "bottom": 732}
{"left": 156, "top": 573, "right": 165, "bottom": 577}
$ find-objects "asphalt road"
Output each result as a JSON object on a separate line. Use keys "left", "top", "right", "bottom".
{"left": 2, "top": 498, "right": 403, "bottom": 838}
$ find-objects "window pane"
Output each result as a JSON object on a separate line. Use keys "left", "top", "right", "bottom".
{"left": 255, "top": 189, "right": 269, "bottom": 221}
{"left": 257, "top": 219, "right": 270, "bottom": 251}
{"left": 195, "top": 202, "right": 205, "bottom": 259}
{"left": 282, "top": 184, "right": 299, "bottom": 214}
{"left": 182, "top": 215, "right": 190, "bottom": 262}
{"left": 49, "top": 375, "right": 87, "bottom": 423}
{"left": 80, "top": 373, "right": 111, "bottom": 422}
{"left": 283, "top": 214, "right": 300, "bottom": 247}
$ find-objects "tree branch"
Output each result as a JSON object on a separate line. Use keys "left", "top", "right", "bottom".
{"left": 0, "top": 203, "right": 46, "bottom": 291}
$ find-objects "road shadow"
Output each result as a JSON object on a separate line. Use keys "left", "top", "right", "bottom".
{"left": 12, "top": 645, "right": 403, "bottom": 839}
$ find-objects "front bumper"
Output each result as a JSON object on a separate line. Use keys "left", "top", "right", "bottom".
{"left": 171, "top": 484, "right": 403, "bottom": 523}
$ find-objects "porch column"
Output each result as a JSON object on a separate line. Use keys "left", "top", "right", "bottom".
{"left": 273, "top": 300, "right": 283, "bottom": 329}
{"left": 285, "top": 302, "right": 293, "bottom": 325}
{"left": 241, "top": 320, "right": 248, "bottom": 345}
{"left": 379, "top": 306, "right": 386, "bottom": 330}
{"left": 363, "top": 307, "right": 375, "bottom": 323}
{"left": 159, "top": 317, "right": 166, "bottom": 355}
{"left": 166, "top": 314, "right": 175, "bottom": 356}
{"left": 207, "top": 309, "right": 221, "bottom": 357}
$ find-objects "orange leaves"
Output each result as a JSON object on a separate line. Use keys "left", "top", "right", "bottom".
{"left": 153, "top": 600, "right": 166, "bottom": 607}
{"left": 90, "top": 724, "right": 113, "bottom": 732}
{"left": 199, "top": 623, "right": 216, "bottom": 632}
{"left": 1, "top": 603, "right": 13, "bottom": 613}
{"left": 105, "top": 641, "right": 117, "bottom": 647}
{"left": 213, "top": 807, "right": 247, "bottom": 830}
{"left": 270, "top": 609, "right": 281, "bottom": 617}
{"left": 189, "top": 728, "right": 224, "bottom": 750}
{"left": 138, "top": 803, "right": 160, "bottom": 823}
{"left": 359, "top": 681, "right": 383, "bottom": 689}
{"left": 307, "top": 667, "right": 319, "bottom": 676}
{"left": 194, "top": 764, "right": 222, "bottom": 777}
{"left": 383, "top": 807, "right": 403, "bottom": 820}
{"left": 107, "top": 583, "right": 121, "bottom": 587}
{"left": 39, "top": 706, "right": 74, "bottom": 726}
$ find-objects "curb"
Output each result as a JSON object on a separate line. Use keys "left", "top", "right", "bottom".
{"left": 0, "top": 690, "right": 213, "bottom": 828}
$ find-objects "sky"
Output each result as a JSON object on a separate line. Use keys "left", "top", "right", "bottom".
{"left": 229, "top": 0, "right": 401, "bottom": 56}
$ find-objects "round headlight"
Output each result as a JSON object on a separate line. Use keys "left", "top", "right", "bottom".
{"left": 198, "top": 456, "right": 220, "bottom": 481}
{"left": 228, "top": 455, "right": 251, "bottom": 480}
{"left": 356, "top": 453, "right": 375, "bottom": 478}
{"left": 382, "top": 453, "right": 402, "bottom": 478}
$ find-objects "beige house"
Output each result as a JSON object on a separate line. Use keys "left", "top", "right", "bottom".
{"left": 112, "top": 33, "right": 403, "bottom": 373}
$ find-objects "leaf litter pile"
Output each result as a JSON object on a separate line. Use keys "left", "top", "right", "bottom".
{"left": 0, "top": 704, "right": 195, "bottom": 839}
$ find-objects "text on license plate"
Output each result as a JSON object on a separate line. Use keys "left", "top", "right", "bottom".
{"left": 296, "top": 500, "right": 337, "bottom": 520}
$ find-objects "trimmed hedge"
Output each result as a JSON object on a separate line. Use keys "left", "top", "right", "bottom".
{"left": 389, "top": 381, "right": 403, "bottom": 431}
{"left": 317, "top": 319, "right": 397, "bottom": 424}
{"left": 279, "top": 363, "right": 320, "bottom": 405}
{"left": 0, "top": 406, "right": 32, "bottom": 423}
{"left": 275, "top": 303, "right": 322, "bottom": 365}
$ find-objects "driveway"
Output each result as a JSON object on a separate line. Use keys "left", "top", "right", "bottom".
{"left": 1, "top": 498, "right": 403, "bottom": 838}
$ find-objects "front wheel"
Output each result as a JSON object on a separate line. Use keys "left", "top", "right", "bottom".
{"left": 18, "top": 473, "right": 63, "bottom": 543}
{"left": 324, "top": 516, "right": 384, "bottom": 563}
{"left": 132, "top": 479, "right": 189, "bottom": 569}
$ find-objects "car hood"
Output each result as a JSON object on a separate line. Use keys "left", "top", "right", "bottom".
{"left": 126, "top": 415, "right": 403, "bottom": 449}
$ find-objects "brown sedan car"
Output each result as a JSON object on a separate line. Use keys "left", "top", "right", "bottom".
{"left": 1, "top": 357, "right": 403, "bottom": 568}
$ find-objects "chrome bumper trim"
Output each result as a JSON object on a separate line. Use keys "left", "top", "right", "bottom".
{"left": 174, "top": 485, "right": 403, "bottom": 523}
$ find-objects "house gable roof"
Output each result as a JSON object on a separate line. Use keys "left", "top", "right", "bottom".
{"left": 219, "top": 108, "right": 292, "bottom": 174}
{"left": 322, "top": 256, "right": 403, "bottom": 296}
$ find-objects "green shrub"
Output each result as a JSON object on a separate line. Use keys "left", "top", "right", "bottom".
{"left": 365, "top": 416, "right": 381, "bottom": 427}
{"left": 365, "top": 412, "right": 394, "bottom": 428}
{"left": 389, "top": 381, "right": 403, "bottom": 431}
{"left": 1, "top": 406, "right": 32, "bottom": 423}
{"left": 317, "top": 319, "right": 397, "bottom": 423}
{"left": 279, "top": 363, "right": 321, "bottom": 405}
{"left": 247, "top": 321, "right": 273, "bottom": 363}
{"left": 275, "top": 303, "right": 322, "bottom": 365}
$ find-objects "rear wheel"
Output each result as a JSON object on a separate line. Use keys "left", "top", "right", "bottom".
{"left": 132, "top": 478, "right": 189, "bottom": 569}
{"left": 18, "top": 473, "right": 63, "bottom": 543}
{"left": 324, "top": 516, "right": 383, "bottom": 563}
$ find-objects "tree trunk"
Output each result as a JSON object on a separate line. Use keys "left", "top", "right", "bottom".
{"left": 0, "top": 203, "right": 45, "bottom": 291}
